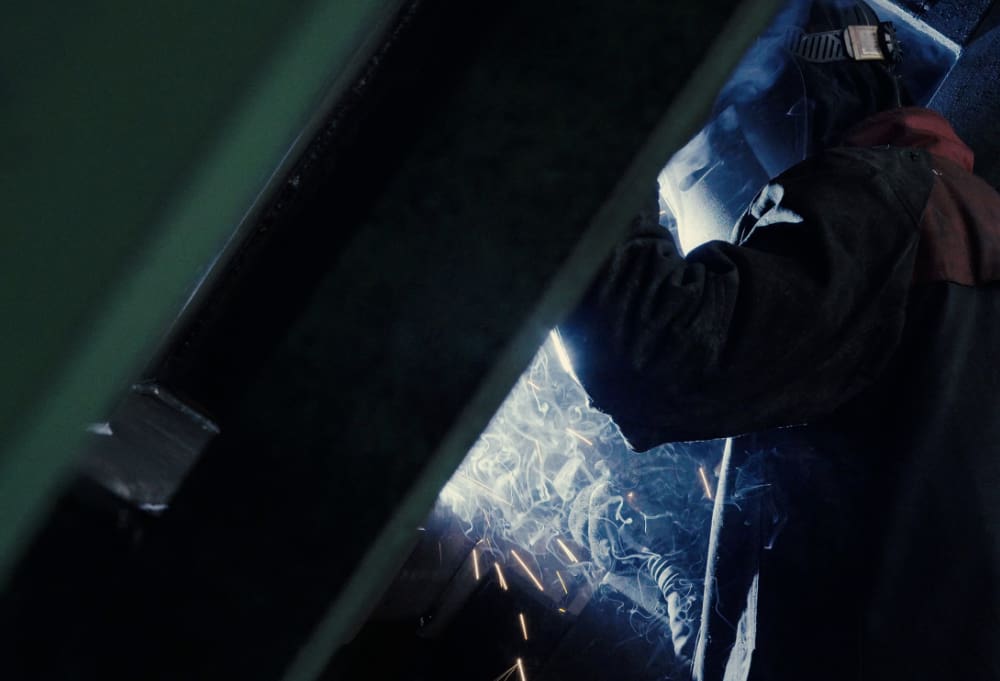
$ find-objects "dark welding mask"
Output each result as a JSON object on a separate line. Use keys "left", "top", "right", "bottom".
{"left": 658, "top": 1, "right": 913, "bottom": 250}
{"left": 786, "top": 0, "right": 909, "bottom": 153}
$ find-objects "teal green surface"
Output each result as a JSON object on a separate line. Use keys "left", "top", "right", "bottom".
{"left": 0, "top": 0, "right": 402, "bottom": 581}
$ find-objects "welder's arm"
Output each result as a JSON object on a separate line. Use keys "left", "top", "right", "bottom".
{"left": 559, "top": 149, "right": 925, "bottom": 449}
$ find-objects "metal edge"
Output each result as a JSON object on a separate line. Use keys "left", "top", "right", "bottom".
{"left": 0, "top": 0, "right": 408, "bottom": 584}
{"left": 279, "top": 1, "right": 786, "bottom": 679}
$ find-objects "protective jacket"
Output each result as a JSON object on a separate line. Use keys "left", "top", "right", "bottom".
{"left": 560, "top": 107, "right": 1000, "bottom": 680}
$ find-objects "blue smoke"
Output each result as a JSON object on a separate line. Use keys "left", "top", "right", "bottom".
{"left": 437, "top": 334, "right": 723, "bottom": 667}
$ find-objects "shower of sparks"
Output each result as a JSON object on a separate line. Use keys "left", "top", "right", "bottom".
{"left": 472, "top": 548, "right": 481, "bottom": 581}
{"left": 548, "top": 329, "right": 579, "bottom": 381}
{"left": 555, "top": 570, "right": 568, "bottom": 595}
{"left": 555, "top": 538, "right": 579, "bottom": 564}
{"left": 565, "top": 428, "right": 593, "bottom": 446}
{"left": 511, "top": 549, "right": 545, "bottom": 592}
{"left": 517, "top": 657, "right": 528, "bottom": 681}
{"left": 519, "top": 612, "right": 529, "bottom": 640}
{"left": 495, "top": 562, "right": 509, "bottom": 591}
{"left": 456, "top": 472, "right": 514, "bottom": 507}
{"left": 490, "top": 663, "right": 519, "bottom": 681}
{"left": 698, "top": 465, "right": 714, "bottom": 501}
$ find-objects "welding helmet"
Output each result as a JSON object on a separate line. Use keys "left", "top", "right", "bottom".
{"left": 658, "top": 1, "right": 910, "bottom": 251}
{"left": 787, "top": 0, "right": 907, "bottom": 154}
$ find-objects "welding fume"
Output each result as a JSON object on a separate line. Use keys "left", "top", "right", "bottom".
{"left": 432, "top": 1, "right": 999, "bottom": 680}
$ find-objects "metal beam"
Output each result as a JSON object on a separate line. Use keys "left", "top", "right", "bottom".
{"left": 2, "top": 1, "right": 783, "bottom": 679}
{"left": 0, "top": 0, "right": 406, "bottom": 580}
{"left": 60, "top": 1, "right": 785, "bottom": 680}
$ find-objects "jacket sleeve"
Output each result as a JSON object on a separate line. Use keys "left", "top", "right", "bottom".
{"left": 558, "top": 148, "right": 930, "bottom": 449}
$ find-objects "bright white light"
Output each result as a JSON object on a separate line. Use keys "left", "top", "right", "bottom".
{"left": 548, "top": 328, "right": 579, "bottom": 383}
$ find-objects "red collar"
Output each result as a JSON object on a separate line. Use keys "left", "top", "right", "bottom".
{"left": 842, "top": 107, "right": 974, "bottom": 172}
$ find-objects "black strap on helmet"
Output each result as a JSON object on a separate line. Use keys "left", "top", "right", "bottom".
{"left": 789, "top": 22, "right": 900, "bottom": 65}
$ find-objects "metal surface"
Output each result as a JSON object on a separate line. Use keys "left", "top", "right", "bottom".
{"left": 79, "top": 382, "right": 219, "bottom": 509}
{"left": 0, "top": 0, "right": 406, "bottom": 581}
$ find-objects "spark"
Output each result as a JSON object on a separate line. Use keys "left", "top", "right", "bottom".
{"left": 517, "top": 658, "right": 528, "bottom": 681}
{"left": 472, "top": 548, "right": 481, "bottom": 581}
{"left": 490, "top": 664, "right": 519, "bottom": 681}
{"left": 565, "top": 428, "right": 593, "bottom": 446}
{"left": 510, "top": 549, "right": 545, "bottom": 592}
{"left": 519, "top": 612, "right": 529, "bottom": 640}
{"left": 698, "top": 465, "right": 714, "bottom": 501}
{"left": 555, "top": 538, "right": 579, "bottom": 564}
{"left": 456, "top": 472, "right": 513, "bottom": 507}
{"left": 526, "top": 379, "right": 541, "bottom": 390}
{"left": 558, "top": 607, "right": 567, "bottom": 613}
{"left": 548, "top": 329, "right": 579, "bottom": 382}
{"left": 556, "top": 570, "right": 568, "bottom": 595}
{"left": 495, "top": 562, "right": 509, "bottom": 591}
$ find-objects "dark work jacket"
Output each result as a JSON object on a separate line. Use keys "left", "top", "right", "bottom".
{"left": 560, "top": 108, "right": 1000, "bottom": 680}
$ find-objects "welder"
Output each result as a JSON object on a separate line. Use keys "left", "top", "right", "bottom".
{"left": 559, "top": 2, "right": 1000, "bottom": 679}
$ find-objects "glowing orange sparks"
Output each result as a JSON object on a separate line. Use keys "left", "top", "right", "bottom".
{"left": 556, "top": 570, "right": 568, "bottom": 595}
{"left": 472, "top": 548, "right": 481, "bottom": 581}
{"left": 517, "top": 657, "right": 528, "bottom": 681}
{"left": 526, "top": 379, "right": 541, "bottom": 390}
{"left": 510, "top": 549, "right": 545, "bottom": 591}
{"left": 565, "top": 427, "right": 593, "bottom": 446}
{"left": 698, "top": 465, "right": 714, "bottom": 501}
{"left": 556, "top": 537, "right": 579, "bottom": 564}
{"left": 494, "top": 562, "right": 509, "bottom": 591}
{"left": 519, "top": 612, "right": 529, "bottom": 640}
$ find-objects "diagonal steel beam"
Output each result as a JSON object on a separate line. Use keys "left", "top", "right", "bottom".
{"left": 4, "top": 1, "right": 783, "bottom": 679}
{"left": 0, "top": 0, "right": 408, "bottom": 583}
